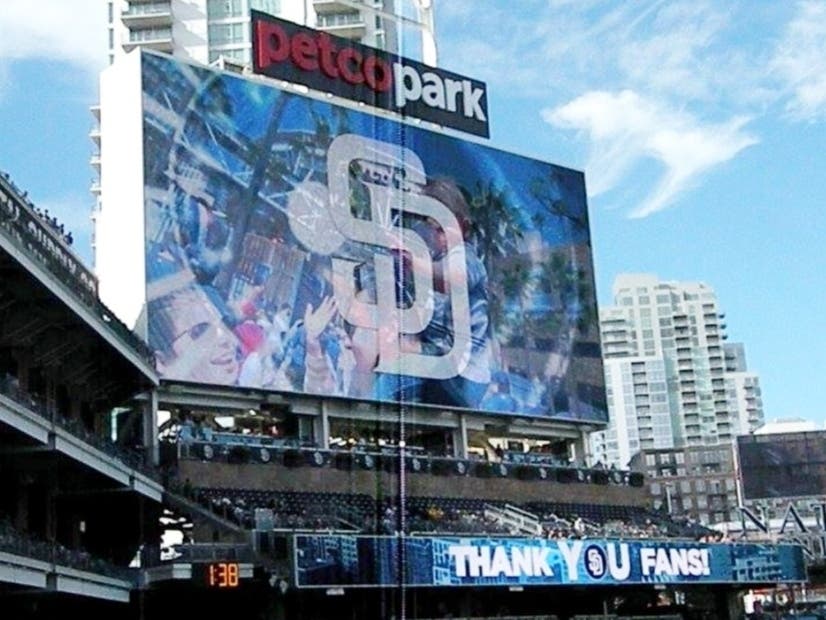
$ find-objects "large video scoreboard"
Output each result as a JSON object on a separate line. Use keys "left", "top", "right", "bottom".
{"left": 99, "top": 49, "right": 607, "bottom": 424}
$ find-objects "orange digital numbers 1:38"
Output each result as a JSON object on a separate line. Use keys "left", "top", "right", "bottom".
{"left": 205, "top": 562, "right": 240, "bottom": 588}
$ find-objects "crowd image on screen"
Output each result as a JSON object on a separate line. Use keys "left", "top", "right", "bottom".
{"left": 139, "top": 52, "right": 607, "bottom": 423}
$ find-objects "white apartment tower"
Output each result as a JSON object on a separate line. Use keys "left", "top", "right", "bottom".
{"left": 104, "top": 0, "right": 409, "bottom": 68}
{"left": 591, "top": 274, "right": 764, "bottom": 468}
{"left": 92, "top": 0, "right": 437, "bottom": 261}
{"left": 723, "top": 342, "right": 764, "bottom": 434}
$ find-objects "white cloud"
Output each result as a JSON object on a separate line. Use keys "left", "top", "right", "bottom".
{"left": 544, "top": 90, "right": 758, "bottom": 217}
{"left": 434, "top": 1, "right": 781, "bottom": 218}
{"left": 771, "top": 0, "right": 826, "bottom": 120}
{"left": 438, "top": 1, "right": 766, "bottom": 107}
{"left": 0, "top": 1, "right": 107, "bottom": 71}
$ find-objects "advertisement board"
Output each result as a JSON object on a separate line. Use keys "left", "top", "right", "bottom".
{"left": 294, "top": 535, "right": 806, "bottom": 588}
{"left": 141, "top": 51, "right": 605, "bottom": 422}
{"left": 251, "top": 11, "right": 490, "bottom": 138}
{"left": 738, "top": 432, "right": 826, "bottom": 500}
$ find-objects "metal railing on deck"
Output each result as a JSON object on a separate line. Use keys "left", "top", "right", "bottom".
{"left": 0, "top": 171, "right": 155, "bottom": 366}
{"left": 0, "top": 375, "right": 159, "bottom": 480}
{"left": 0, "top": 518, "right": 136, "bottom": 583}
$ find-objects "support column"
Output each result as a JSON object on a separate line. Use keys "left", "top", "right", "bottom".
{"left": 453, "top": 414, "right": 468, "bottom": 459}
{"left": 719, "top": 588, "right": 743, "bottom": 620}
{"left": 313, "top": 400, "right": 330, "bottom": 449}
{"left": 574, "top": 428, "right": 593, "bottom": 467}
{"left": 143, "top": 390, "right": 159, "bottom": 466}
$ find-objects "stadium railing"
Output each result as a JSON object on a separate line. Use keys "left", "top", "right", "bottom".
{"left": 176, "top": 436, "right": 638, "bottom": 489}
{"left": 0, "top": 517, "right": 136, "bottom": 583}
{"left": 0, "top": 375, "right": 159, "bottom": 480}
{"left": 0, "top": 171, "right": 155, "bottom": 365}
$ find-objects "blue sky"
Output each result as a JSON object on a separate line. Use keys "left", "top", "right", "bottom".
{"left": 0, "top": 1, "right": 824, "bottom": 425}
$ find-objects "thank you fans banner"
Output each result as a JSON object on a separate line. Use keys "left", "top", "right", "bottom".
{"left": 293, "top": 535, "right": 806, "bottom": 588}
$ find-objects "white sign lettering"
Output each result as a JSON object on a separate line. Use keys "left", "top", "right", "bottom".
{"left": 448, "top": 545, "right": 553, "bottom": 578}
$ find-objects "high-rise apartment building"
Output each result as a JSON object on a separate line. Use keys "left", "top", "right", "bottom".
{"left": 724, "top": 342, "right": 764, "bottom": 434}
{"left": 92, "top": 0, "right": 436, "bottom": 263}
{"left": 591, "top": 274, "right": 764, "bottom": 468}
{"left": 105, "top": 0, "right": 401, "bottom": 68}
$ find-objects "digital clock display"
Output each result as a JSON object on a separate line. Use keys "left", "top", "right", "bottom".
{"left": 201, "top": 562, "right": 240, "bottom": 588}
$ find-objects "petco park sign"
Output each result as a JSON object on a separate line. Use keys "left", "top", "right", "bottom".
{"left": 251, "top": 11, "right": 490, "bottom": 138}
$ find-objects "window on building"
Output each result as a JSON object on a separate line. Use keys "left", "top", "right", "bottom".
{"left": 209, "top": 23, "right": 246, "bottom": 45}
{"left": 250, "top": 0, "right": 281, "bottom": 14}
{"left": 129, "top": 27, "right": 172, "bottom": 43}
{"left": 208, "top": 0, "right": 244, "bottom": 19}
{"left": 317, "top": 11, "right": 363, "bottom": 27}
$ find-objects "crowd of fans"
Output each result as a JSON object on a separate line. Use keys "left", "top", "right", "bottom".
{"left": 0, "top": 171, "right": 74, "bottom": 246}
{"left": 34, "top": 207, "right": 74, "bottom": 246}
{"left": 181, "top": 486, "right": 718, "bottom": 542}
{"left": 0, "top": 516, "right": 134, "bottom": 581}
{"left": 0, "top": 373, "right": 158, "bottom": 480}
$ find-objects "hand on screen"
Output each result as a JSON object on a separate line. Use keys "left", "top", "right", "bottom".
{"left": 304, "top": 297, "right": 337, "bottom": 342}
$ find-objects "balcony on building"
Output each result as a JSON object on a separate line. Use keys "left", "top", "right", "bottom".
{"left": 89, "top": 123, "right": 101, "bottom": 146}
{"left": 316, "top": 10, "right": 366, "bottom": 39}
{"left": 90, "top": 151, "right": 101, "bottom": 172}
{"left": 313, "top": 0, "right": 357, "bottom": 13}
{"left": 122, "top": 1, "right": 173, "bottom": 28}
{"left": 123, "top": 26, "right": 174, "bottom": 53}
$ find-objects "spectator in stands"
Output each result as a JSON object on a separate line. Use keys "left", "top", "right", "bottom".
{"left": 178, "top": 415, "right": 195, "bottom": 446}
{"left": 199, "top": 420, "right": 214, "bottom": 442}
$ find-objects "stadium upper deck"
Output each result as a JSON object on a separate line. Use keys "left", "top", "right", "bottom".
{"left": 0, "top": 169, "right": 163, "bottom": 616}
